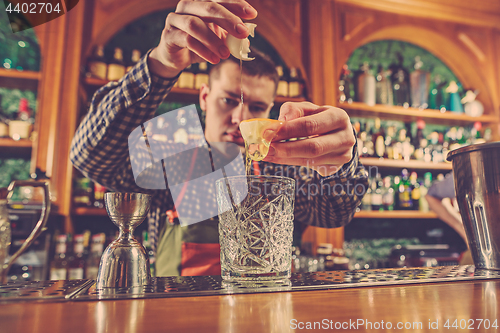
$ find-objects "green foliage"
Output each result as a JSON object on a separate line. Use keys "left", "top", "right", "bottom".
{"left": 0, "top": 8, "right": 41, "bottom": 71}
{"left": 0, "top": 87, "right": 37, "bottom": 118}
{"left": 0, "top": 158, "right": 31, "bottom": 188}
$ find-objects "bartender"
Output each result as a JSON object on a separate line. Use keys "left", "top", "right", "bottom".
{"left": 70, "top": 0, "right": 368, "bottom": 276}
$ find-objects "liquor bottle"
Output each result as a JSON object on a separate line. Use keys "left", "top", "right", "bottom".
{"left": 276, "top": 66, "right": 288, "bottom": 97}
{"left": 93, "top": 182, "right": 106, "bottom": 209}
{"left": 73, "top": 177, "right": 94, "bottom": 207}
{"left": 9, "top": 98, "right": 33, "bottom": 140}
{"left": 390, "top": 53, "right": 410, "bottom": 107}
{"left": 87, "top": 45, "right": 107, "bottom": 80}
{"left": 382, "top": 176, "right": 395, "bottom": 211}
{"left": 428, "top": 75, "right": 447, "bottom": 111}
{"left": 126, "top": 49, "right": 141, "bottom": 72}
{"left": 392, "top": 176, "right": 401, "bottom": 209}
{"left": 445, "top": 81, "right": 464, "bottom": 113}
{"left": 384, "top": 126, "right": 395, "bottom": 159}
{"left": 194, "top": 62, "right": 209, "bottom": 90}
{"left": 356, "top": 122, "right": 365, "bottom": 157}
{"left": 409, "top": 171, "right": 420, "bottom": 211}
{"left": 371, "top": 174, "right": 383, "bottom": 211}
{"left": 339, "top": 65, "right": 354, "bottom": 103}
{"left": 107, "top": 47, "right": 126, "bottom": 81}
{"left": 50, "top": 235, "right": 69, "bottom": 280}
{"left": 68, "top": 234, "right": 86, "bottom": 280}
{"left": 410, "top": 56, "right": 430, "bottom": 108}
{"left": 372, "top": 118, "right": 385, "bottom": 158}
{"left": 85, "top": 233, "right": 106, "bottom": 279}
{"left": 413, "top": 120, "right": 426, "bottom": 161}
{"left": 362, "top": 122, "right": 374, "bottom": 157}
{"left": 177, "top": 64, "right": 195, "bottom": 89}
{"left": 398, "top": 169, "right": 413, "bottom": 210}
{"left": 419, "top": 172, "right": 432, "bottom": 212}
{"left": 288, "top": 67, "right": 305, "bottom": 98}
{"left": 361, "top": 179, "right": 372, "bottom": 211}
{"left": 356, "top": 62, "right": 376, "bottom": 106}
{"left": 0, "top": 95, "right": 9, "bottom": 138}
{"left": 375, "top": 65, "right": 393, "bottom": 106}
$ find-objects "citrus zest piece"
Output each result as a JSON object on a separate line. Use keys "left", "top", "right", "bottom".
{"left": 239, "top": 118, "right": 284, "bottom": 161}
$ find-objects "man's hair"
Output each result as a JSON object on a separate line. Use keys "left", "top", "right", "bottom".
{"left": 208, "top": 48, "right": 279, "bottom": 95}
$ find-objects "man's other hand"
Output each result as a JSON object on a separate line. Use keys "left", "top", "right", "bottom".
{"left": 263, "top": 102, "right": 356, "bottom": 177}
{"left": 148, "top": 0, "right": 258, "bottom": 78}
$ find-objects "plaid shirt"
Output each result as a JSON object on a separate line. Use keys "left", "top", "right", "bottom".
{"left": 70, "top": 52, "right": 369, "bottom": 254}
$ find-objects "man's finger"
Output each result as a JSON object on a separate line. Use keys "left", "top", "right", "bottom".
{"left": 273, "top": 108, "right": 351, "bottom": 142}
{"left": 268, "top": 131, "right": 354, "bottom": 159}
{"left": 167, "top": 13, "right": 230, "bottom": 60}
{"left": 175, "top": 0, "right": 256, "bottom": 39}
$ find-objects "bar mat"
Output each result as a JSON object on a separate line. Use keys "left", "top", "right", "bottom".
{"left": 1, "top": 266, "right": 498, "bottom": 303}
{"left": 0, "top": 279, "right": 93, "bottom": 303}
{"left": 73, "top": 265, "right": 500, "bottom": 301}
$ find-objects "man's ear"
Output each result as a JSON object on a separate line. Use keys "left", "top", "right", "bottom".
{"left": 199, "top": 83, "right": 210, "bottom": 112}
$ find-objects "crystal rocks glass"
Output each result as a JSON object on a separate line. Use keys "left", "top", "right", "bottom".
{"left": 216, "top": 175, "right": 295, "bottom": 282}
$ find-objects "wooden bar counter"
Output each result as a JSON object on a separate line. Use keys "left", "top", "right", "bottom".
{"left": 1, "top": 279, "right": 498, "bottom": 332}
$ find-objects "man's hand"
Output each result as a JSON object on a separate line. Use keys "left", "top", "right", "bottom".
{"left": 263, "top": 102, "right": 356, "bottom": 177}
{"left": 148, "top": 0, "right": 258, "bottom": 78}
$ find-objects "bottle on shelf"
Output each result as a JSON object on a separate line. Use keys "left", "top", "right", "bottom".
{"left": 50, "top": 235, "right": 69, "bottom": 280}
{"left": 361, "top": 121, "right": 374, "bottom": 157}
{"left": 382, "top": 176, "right": 395, "bottom": 211}
{"left": 339, "top": 64, "right": 354, "bottom": 103}
{"left": 93, "top": 182, "right": 106, "bottom": 209}
{"left": 445, "top": 81, "right": 464, "bottom": 113}
{"left": 428, "top": 75, "right": 447, "bottom": 111}
{"left": 9, "top": 98, "right": 33, "bottom": 140}
{"left": 375, "top": 65, "right": 393, "bottom": 106}
{"left": 0, "top": 95, "right": 10, "bottom": 138}
{"left": 87, "top": 45, "right": 107, "bottom": 80}
{"left": 177, "top": 64, "right": 195, "bottom": 89}
{"left": 372, "top": 117, "right": 386, "bottom": 158}
{"left": 355, "top": 62, "right": 376, "bottom": 106}
{"left": 107, "top": 47, "right": 126, "bottom": 81}
{"left": 397, "top": 169, "right": 413, "bottom": 210}
{"left": 371, "top": 174, "right": 384, "bottom": 211}
{"left": 126, "top": 49, "right": 142, "bottom": 73}
{"left": 389, "top": 53, "right": 410, "bottom": 107}
{"left": 410, "top": 56, "right": 430, "bottom": 108}
{"left": 419, "top": 172, "right": 432, "bottom": 212}
{"left": 409, "top": 171, "right": 420, "bottom": 211}
{"left": 384, "top": 126, "right": 396, "bottom": 160}
{"left": 85, "top": 233, "right": 106, "bottom": 279}
{"left": 276, "top": 65, "right": 289, "bottom": 97}
{"left": 73, "top": 177, "right": 94, "bottom": 207}
{"left": 361, "top": 179, "right": 372, "bottom": 211}
{"left": 68, "top": 234, "right": 86, "bottom": 280}
{"left": 288, "top": 67, "right": 305, "bottom": 98}
{"left": 412, "top": 120, "right": 426, "bottom": 161}
{"left": 194, "top": 61, "right": 209, "bottom": 90}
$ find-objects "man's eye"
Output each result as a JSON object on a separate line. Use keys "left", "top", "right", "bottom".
{"left": 222, "top": 98, "right": 239, "bottom": 107}
{"left": 249, "top": 106, "right": 266, "bottom": 114}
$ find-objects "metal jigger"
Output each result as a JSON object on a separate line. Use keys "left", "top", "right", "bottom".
{"left": 96, "top": 193, "right": 152, "bottom": 289}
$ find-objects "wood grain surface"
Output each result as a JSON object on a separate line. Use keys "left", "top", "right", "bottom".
{"left": 1, "top": 280, "right": 498, "bottom": 332}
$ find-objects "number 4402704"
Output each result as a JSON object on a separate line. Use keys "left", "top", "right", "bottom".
{"left": 6, "top": 2, "right": 61, "bottom": 14}
{"left": 444, "top": 319, "right": 498, "bottom": 330}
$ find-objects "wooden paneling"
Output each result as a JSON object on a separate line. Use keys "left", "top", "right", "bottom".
{"left": 335, "top": 0, "right": 500, "bottom": 29}
{"left": 302, "top": 226, "right": 344, "bottom": 254}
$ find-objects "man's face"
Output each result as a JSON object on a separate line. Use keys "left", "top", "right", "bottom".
{"left": 200, "top": 62, "right": 275, "bottom": 150}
